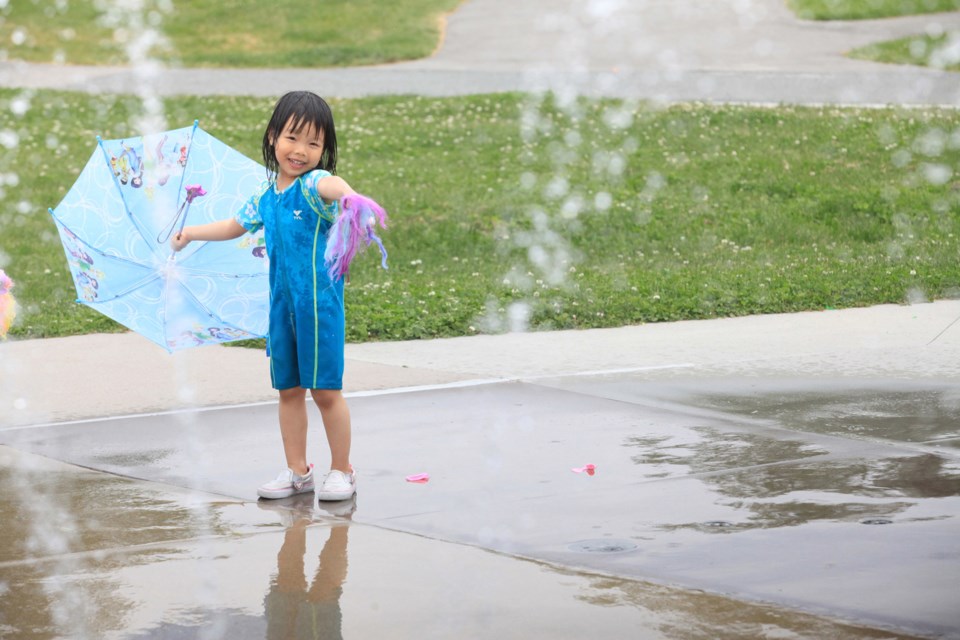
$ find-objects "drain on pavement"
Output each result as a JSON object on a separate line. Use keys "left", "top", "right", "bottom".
{"left": 568, "top": 539, "right": 638, "bottom": 554}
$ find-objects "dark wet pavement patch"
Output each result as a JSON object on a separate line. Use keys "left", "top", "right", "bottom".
{"left": 688, "top": 384, "right": 960, "bottom": 446}
{"left": 568, "top": 538, "right": 639, "bottom": 553}
{"left": 0, "top": 514, "right": 935, "bottom": 640}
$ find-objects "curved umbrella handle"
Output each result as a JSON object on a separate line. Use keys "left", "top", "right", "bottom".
{"left": 156, "top": 184, "right": 207, "bottom": 244}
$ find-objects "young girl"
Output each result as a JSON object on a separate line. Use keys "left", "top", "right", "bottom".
{"left": 172, "top": 91, "right": 375, "bottom": 502}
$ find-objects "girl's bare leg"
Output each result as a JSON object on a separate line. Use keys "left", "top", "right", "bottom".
{"left": 278, "top": 386, "right": 310, "bottom": 476}
{"left": 310, "top": 389, "right": 352, "bottom": 472}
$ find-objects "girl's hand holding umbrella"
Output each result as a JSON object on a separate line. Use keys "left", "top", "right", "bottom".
{"left": 170, "top": 219, "right": 247, "bottom": 252}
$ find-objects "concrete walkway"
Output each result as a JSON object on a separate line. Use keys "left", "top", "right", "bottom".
{"left": 3, "top": 301, "right": 960, "bottom": 427}
{"left": 2, "top": 0, "right": 960, "bottom": 105}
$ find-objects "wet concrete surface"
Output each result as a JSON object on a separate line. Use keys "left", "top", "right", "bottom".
{"left": 2, "top": 368, "right": 959, "bottom": 638}
{"left": 1, "top": 447, "right": 930, "bottom": 640}
{"left": 3, "top": 303, "right": 960, "bottom": 638}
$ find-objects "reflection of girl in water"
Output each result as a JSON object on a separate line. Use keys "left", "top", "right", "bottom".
{"left": 265, "top": 517, "right": 349, "bottom": 640}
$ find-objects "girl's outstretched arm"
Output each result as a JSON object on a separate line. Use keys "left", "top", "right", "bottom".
{"left": 316, "top": 175, "right": 356, "bottom": 203}
{"left": 171, "top": 218, "right": 246, "bottom": 252}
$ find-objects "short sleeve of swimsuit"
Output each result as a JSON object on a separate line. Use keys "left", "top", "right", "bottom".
{"left": 235, "top": 181, "right": 270, "bottom": 233}
{"left": 301, "top": 170, "right": 338, "bottom": 223}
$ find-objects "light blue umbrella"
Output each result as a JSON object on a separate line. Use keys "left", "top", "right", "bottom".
{"left": 49, "top": 121, "right": 269, "bottom": 352}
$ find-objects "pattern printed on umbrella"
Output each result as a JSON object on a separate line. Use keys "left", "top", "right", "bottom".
{"left": 49, "top": 122, "right": 270, "bottom": 352}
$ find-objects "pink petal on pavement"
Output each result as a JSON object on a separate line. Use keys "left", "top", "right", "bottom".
{"left": 405, "top": 473, "right": 430, "bottom": 483}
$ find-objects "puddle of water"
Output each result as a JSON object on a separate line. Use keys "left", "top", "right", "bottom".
{"left": 694, "top": 384, "right": 960, "bottom": 445}
{"left": 1, "top": 521, "right": 929, "bottom": 640}
{"left": 626, "top": 425, "right": 829, "bottom": 475}
{"left": 0, "top": 447, "right": 283, "bottom": 566}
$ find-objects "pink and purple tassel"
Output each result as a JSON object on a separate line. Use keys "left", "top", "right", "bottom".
{"left": 0, "top": 268, "right": 17, "bottom": 339}
{"left": 324, "top": 194, "right": 389, "bottom": 281}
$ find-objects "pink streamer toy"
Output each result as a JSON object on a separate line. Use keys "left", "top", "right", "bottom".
{"left": 0, "top": 269, "right": 16, "bottom": 339}
{"left": 324, "top": 194, "right": 389, "bottom": 281}
{"left": 571, "top": 464, "right": 596, "bottom": 475}
{"left": 184, "top": 184, "right": 207, "bottom": 203}
{"left": 405, "top": 473, "right": 430, "bottom": 483}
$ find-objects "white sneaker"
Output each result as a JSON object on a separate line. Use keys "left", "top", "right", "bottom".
{"left": 258, "top": 464, "right": 315, "bottom": 499}
{"left": 317, "top": 468, "right": 356, "bottom": 501}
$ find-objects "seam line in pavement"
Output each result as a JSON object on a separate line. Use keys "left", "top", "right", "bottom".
{"left": 0, "top": 363, "right": 696, "bottom": 432}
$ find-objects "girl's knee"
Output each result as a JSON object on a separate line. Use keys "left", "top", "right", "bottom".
{"left": 279, "top": 386, "right": 306, "bottom": 402}
{"left": 310, "top": 388, "right": 343, "bottom": 410}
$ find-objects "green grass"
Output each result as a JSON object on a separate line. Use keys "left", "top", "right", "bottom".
{"left": 0, "top": 0, "right": 460, "bottom": 67}
{"left": 3, "top": 90, "right": 960, "bottom": 343}
{"left": 787, "top": 0, "right": 960, "bottom": 20}
{"left": 850, "top": 33, "right": 960, "bottom": 70}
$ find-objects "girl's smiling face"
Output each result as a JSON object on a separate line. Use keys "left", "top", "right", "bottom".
{"left": 272, "top": 117, "right": 324, "bottom": 189}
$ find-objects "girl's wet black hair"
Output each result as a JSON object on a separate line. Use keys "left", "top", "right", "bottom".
{"left": 262, "top": 91, "right": 338, "bottom": 177}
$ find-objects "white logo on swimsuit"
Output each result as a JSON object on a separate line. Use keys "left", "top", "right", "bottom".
{"left": 293, "top": 209, "right": 303, "bottom": 220}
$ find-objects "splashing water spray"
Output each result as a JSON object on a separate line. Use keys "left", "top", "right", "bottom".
{"left": 2, "top": 2, "right": 229, "bottom": 637}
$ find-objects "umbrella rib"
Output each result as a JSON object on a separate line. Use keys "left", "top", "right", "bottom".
{"left": 177, "top": 266, "right": 269, "bottom": 279}
{"left": 97, "top": 137, "right": 162, "bottom": 257}
{"left": 84, "top": 273, "right": 162, "bottom": 305}
{"left": 178, "top": 238, "right": 269, "bottom": 278}
{"left": 173, "top": 121, "right": 201, "bottom": 237}
{"left": 49, "top": 214, "right": 164, "bottom": 303}
{"left": 79, "top": 247, "right": 155, "bottom": 271}
{"left": 156, "top": 121, "right": 202, "bottom": 245}
{"left": 49, "top": 215, "right": 157, "bottom": 271}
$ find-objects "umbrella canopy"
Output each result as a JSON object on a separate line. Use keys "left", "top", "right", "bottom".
{"left": 49, "top": 122, "right": 269, "bottom": 352}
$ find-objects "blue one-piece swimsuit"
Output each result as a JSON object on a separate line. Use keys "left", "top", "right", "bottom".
{"left": 236, "top": 169, "right": 344, "bottom": 390}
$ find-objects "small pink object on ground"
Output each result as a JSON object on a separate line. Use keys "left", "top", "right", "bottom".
{"left": 571, "top": 464, "right": 596, "bottom": 475}
{"left": 405, "top": 473, "right": 430, "bottom": 483}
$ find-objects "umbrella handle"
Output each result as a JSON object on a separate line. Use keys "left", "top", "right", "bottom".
{"left": 157, "top": 184, "right": 205, "bottom": 245}
{"left": 157, "top": 200, "right": 190, "bottom": 245}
